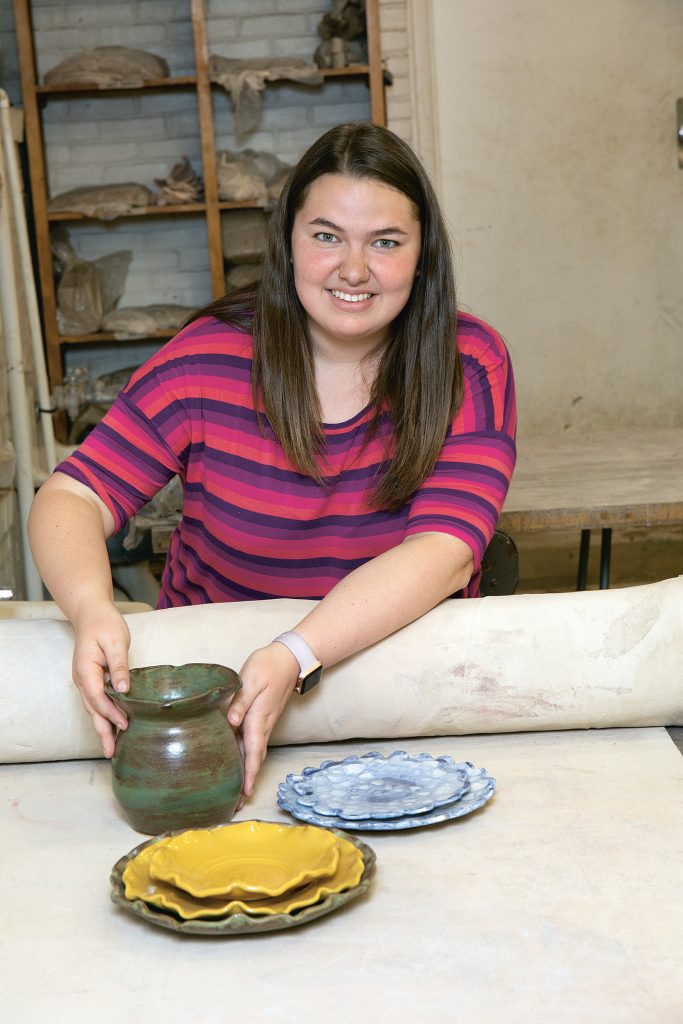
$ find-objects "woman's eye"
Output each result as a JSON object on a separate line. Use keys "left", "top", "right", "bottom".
{"left": 315, "top": 232, "right": 338, "bottom": 242}
{"left": 373, "top": 238, "right": 398, "bottom": 249}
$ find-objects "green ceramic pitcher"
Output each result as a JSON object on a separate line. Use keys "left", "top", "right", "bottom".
{"left": 105, "top": 663, "right": 244, "bottom": 835}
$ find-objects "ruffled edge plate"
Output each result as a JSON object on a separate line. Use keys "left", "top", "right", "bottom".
{"left": 289, "top": 750, "right": 471, "bottom": 820}
{"left": 278, "top": 763, "right": 496, "bottom": 831}
{"left": 121, "top": 832, "right": 364, "bottom": 919}
{"left": 147, "top": 819, "right": 340, "bottom": 898}
{"left": 110, "top": 822, "right": 376, "bottom": 935}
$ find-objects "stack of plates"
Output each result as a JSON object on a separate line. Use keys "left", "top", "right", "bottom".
{"left": 278, "top": 750, "right": 496, "bottom": 831}
{"left": 110, "top": 819, "right": 375, "bottom": 935}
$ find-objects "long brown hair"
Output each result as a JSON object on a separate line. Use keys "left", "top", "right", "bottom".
{"left": 189, "top": 123, "right": 461, "bottom": 512}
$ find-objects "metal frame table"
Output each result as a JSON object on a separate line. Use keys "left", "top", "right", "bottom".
{"left": 3, "top": 729, "right": 683, "bottom": 1023}
{"left": 498, "top": 427, "right": 683, "bottom": 588}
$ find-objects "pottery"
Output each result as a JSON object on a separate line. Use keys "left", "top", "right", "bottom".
{"left": 105, "top": 664, "right": 243, "bottom": 835}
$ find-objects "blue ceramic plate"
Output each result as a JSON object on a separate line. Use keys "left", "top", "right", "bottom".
{"left": 278, "top": 759, "right": 496, "bottom": 832}
{"left": 288, "top": 750, "right": 471, "bottom": 820}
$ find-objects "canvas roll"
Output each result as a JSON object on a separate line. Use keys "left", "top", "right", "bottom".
{"left": 2, "top": 576, "right": 682, "bottom": 763}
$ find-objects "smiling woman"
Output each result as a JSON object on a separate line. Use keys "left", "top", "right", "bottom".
{"left": 28, "top": 124, "right": 517, "bottom": 802}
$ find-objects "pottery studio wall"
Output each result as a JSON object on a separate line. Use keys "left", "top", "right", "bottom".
{"left": 2, "top": 0, "right": 681, "bottom": 590}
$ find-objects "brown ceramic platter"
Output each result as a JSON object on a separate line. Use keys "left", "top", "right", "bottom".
{"left": 110, "top": 820, "right": 376, "bottom": 935}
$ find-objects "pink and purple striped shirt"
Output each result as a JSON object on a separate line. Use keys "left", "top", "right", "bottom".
{"left": 57, "top": 312, "right": 516, "bottom": 605}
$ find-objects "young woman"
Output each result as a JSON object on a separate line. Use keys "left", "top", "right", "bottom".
{"left": 29, "top": 123, "right": 516, "bottom": 799}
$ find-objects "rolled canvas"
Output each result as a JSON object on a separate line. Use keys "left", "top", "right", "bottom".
{"left": 2, "top": 576, "right": 682, "bottom": 763}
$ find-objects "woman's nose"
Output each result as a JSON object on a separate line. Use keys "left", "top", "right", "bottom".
{"left": 338, "top": 248, "right": 369, "bottom": 284}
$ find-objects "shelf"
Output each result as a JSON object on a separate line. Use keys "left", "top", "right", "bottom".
{"left": 35, "top": 75, "right": 198, "bottom": 97}
{"left": 59, "top": 329, "right": 176, "bottom": 345}
{"left": 47, "top": 199, "right": 265, "bottom": 222}
{"left": 35, "top": 69, "right": 371, "bottom": 96}
{"left": 13, "top": 0, "right": 387, "bottom": 442}
{"left": 318, "top": 65, "right": 371, "bottom": 77}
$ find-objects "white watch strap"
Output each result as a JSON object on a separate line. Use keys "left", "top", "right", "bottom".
{"left": 273, "top": 631, "right": 321, "bottom": 677}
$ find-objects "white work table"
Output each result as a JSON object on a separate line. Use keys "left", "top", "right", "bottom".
{"left": 3, "top": 729, "right": 683, "bottom": 1024}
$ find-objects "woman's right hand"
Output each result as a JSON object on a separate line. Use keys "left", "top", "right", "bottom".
{"left": 71, "top": 601, "right": 132, "bottom": 758}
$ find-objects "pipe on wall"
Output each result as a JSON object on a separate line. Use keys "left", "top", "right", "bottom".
{"left": 0, "top": 90, "right": 45, "bottom": 599}
{"left": 0, "top": 90, "right": 56, "bottom": 475}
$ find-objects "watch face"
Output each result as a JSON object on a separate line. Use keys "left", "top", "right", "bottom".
{"left": 298, "top": 664, "right": 323, "bottom": 695}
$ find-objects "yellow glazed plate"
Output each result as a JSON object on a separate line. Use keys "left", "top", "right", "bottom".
{"left": 122, "top": 834, "right": 364, "bottom": 919}
{"left": 110, "top": 824, "right": 376, "bottom": 936}
{"left": 148, "top": 819, "right": 341, "bottom": 899}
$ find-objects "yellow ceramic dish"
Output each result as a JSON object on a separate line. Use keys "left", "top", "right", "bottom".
{"left": 147, "top": 820, "right": 341, "bottom": 899}
{"left": 122, "top": 834, "right": 364, "bottom": 919}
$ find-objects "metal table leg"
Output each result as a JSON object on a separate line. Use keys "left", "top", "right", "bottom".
{"left": 577, "top": 530, "right": 590, "bottom": 591}
{"left": 599, "top": 527, "right": 612, "bottom": 589}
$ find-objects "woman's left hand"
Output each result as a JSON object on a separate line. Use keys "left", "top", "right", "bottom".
{"left": 228, "top": 642, "right": 300, "bottom": 801}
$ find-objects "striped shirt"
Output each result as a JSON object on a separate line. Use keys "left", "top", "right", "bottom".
{"left": 57, "top": 312, "right": 516, "bottom": 605}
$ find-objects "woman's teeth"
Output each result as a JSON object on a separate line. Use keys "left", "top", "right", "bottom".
{"left": 330, "top": 290, "right": 372, "bottom": 303}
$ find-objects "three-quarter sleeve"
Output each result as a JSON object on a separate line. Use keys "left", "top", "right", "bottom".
{"left": 405, "top": 315, "right": 517, "bottom": 572}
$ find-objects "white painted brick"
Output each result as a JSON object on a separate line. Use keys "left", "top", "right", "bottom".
{"left": 96, "top": 24, "right": 169, "bottom": 47}
{"left": 64, "top": 4, "right": 136, "bottom": 27}
{"left": 384, "top": 54, "right": 409, "bottom": 79}
{"left": 240, "top": 15, "right": 309, "bottom": 38}
{"left": 65, "top": 97, "right": 142, "bottom": 121}
{"left": 31, "top": 8, "right": 71, "bottom": 31}
{"left": 199, "top": 17, "right": 239, "bottom": 43}
{"left": 166, "top": 20, "right": 196, "bottom": 45}
{"left": 209, "top": 0, "right": 279, "bottom": 15}
{"left": 72, "top": 140, "right": 139, "bottom": 163}
{"left": 177, "top": 247, "right": 211, "bottom": 271}
{"left": 259, "top": 104, "right": 310, "bottom": 131}
{"left": 138, "top": 251, "right": 182, "bottom": 271}
{"left": 100, "top": 116, "right": 167, "bottom": 140}
{"left": 386, "top": 96, "right": 411, "bottom": 122}
{"left": 137, "top": 2, "right": 190, "bottom": 22}
{"left": 311, "top": 101, "right": 369, "bottom": 125}
{"left": 378, "top": 5, "right": 406, "bottom": 31}
{"left": 48, "top": 166, "right": 106, "bottom": 192}
{"left": 46, "top": 144, "right": 78, "bottom": 165}
{"left": 44, "top": 121, "right": 100, "bottom": 143}
{"left": 275, "top": 0, "right": 325, "bottom": 11}
{"left": 386, "top": 116, "right": 411, "bottom": 143}
{"left": 209, "top": 38, "right": 271, "bottom": 59}
{"left": 271, "top": 37, "right": 318, "bottom": 59}
{"left": 164, "top": 111, "right": 203, "bottom": 137}
{"left": 380, "top": 29, "right": 407, "bottom": 55}
{"left": 36, "top": 27, "right": 92, "bottom": 50}
{"left": 138, "top": 138, "right": 200, "bottom": 160}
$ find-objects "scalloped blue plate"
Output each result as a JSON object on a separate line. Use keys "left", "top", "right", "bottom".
{"left": 278, "top": 758, "right": 496, "bottom": 832}
{"left": 288, "top": 750, "right": 471, "bottom": 820}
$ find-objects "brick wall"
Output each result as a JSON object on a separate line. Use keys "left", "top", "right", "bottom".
{"left": 0, "top": 1, "right": 412, "bottom": 378}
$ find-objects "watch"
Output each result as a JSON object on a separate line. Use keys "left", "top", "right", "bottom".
{"left": 273, "top": 631, "right": 323, "bottom": 695}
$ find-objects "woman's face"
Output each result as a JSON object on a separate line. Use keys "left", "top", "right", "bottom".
{"left": 290, "top": 173, "right": 422, "bottom": 356}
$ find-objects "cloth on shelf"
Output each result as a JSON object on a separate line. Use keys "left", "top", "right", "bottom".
{"left": 0, "top": 442, "right": 15, "bottom": 489}
{"left": 47, "top": 183, "right": 151, "bottom": 221}
{"left": 225, "top": 262, "right": 263, "bottom": 292}
{"left": 50, "top": 227, "right": 132, "bottom": 335}
{"left": 100, "top": 304, "right": 193, "bottom": 339}
{"left": 220, "top": 208, "right": 269, "bottom": 264}
{"left": 2, "top": 576, "right": 681, "bottom": 763}
{"left": 314, "top": 0, "right": 368, "bottom": 68}
{"left": 151, "top": 157, "right": 204, "bottom": 206}
{"left": 209, "top": 56, "right": 323, "bottom": 138}
{"left": 216, "top": 148, "right": 291, "bottom": 204}
{"left": 43, "top": 46, "right": 170, "bottom": 88}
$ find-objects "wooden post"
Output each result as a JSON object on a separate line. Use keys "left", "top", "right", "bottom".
{"left": 191, "top": 0, "right": 225, "bottom": 300}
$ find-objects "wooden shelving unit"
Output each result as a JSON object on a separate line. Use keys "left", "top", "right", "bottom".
{"left": 12, "top": 0, "right": 387, "bottom": 418}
